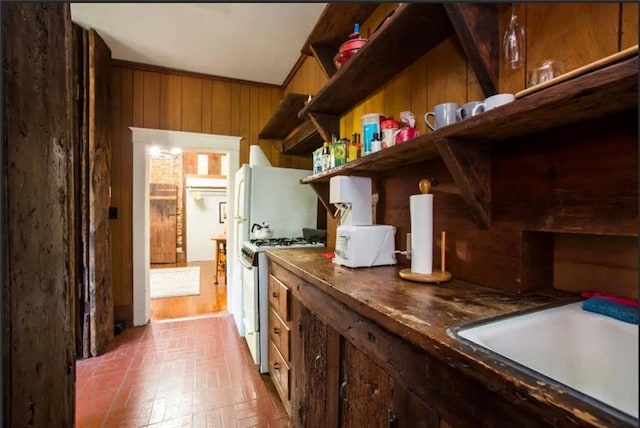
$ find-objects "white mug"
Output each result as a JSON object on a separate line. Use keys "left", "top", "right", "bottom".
{"left": 456, "top": 101, "right": 481, "bottom": 120}
{"left": 472, "top": 93, "right": 515, "bottom": 115}
{"left": 424, "top": 102, "right": 459, "bottom": 131}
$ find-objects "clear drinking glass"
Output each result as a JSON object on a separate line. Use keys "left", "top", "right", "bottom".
{"left": 527, "top": 59, "right": 565, "bottom": 88}
{"left": 503, "top": 4, "right": 526, "bottom": 69}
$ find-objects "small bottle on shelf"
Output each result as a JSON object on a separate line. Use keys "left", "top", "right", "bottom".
{"left": 348, "top": 133, "right": 360, "bottom": 162}
{"left": 321, "top": 141, "right": 332, "bottom": 171}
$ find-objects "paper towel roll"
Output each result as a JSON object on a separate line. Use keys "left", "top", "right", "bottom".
{"left": 410, "top": 194, "right": 433, "bottom": 274}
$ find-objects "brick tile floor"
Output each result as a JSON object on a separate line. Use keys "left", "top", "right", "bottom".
{"left": 76, "top": 315, "right": 291, "bottom": 428}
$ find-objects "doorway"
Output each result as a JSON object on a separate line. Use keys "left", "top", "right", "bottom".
{"left": 130, "top": 127, "right": 242, "bottom": 327}
{"left": 147, "top": 148, "right": 229, "bottom": 321}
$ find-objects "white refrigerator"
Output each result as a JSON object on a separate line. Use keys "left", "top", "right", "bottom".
{"left": 230, "top": 164, "right": 317, "bottom": 335}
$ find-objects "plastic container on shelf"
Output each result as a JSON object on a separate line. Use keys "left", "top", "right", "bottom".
{"left": 332, "top": 139, "right": 347, "bottom": 167}
{"left": 370, "top": 133, "right": 383, "bottom": 153}
{"left": 361, "top": 113, "right": 384, "bottom": 156}
{"left": 312, "top": 147, "right": 323, "bottom": 174}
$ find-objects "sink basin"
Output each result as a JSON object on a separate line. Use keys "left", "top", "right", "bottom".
{"left": 450, "top": 301, "right": 638, "bottom": 419}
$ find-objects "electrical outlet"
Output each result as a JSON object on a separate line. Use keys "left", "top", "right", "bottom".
{"left": 406, "top": 233, "right": 411, "bottom": 259}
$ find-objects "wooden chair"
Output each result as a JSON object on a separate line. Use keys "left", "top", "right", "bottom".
{"left": 212, "top": 234, "right": 227, "bottom": 284}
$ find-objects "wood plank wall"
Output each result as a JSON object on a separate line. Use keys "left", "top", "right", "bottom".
{"left": 288, "top": 3, "right": 638, "bottom": 297}
{"left": 110, "top": 63, "right": 312, "bottom": 326}
{"left": 284, "top": 55, "right": 328, "bottom": 97}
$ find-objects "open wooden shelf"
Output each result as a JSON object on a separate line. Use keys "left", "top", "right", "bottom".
{"left": 258, "top": 93, "right": 309, "bottom": 139}
{"left": 302, "top": 56, "right": 638, "bottom": 228}
{"left": 282, "top": 120, "right": 323, "bottom": 155}
{"left": 258, "top": 93, "right": 339, "bottom": 156}
{"left": 281, "top": 113, "right": 340, "bottom": 156}
{"left": 299, "top": 3, "right": 452, "bottom": 118}
{"left": 302, "top": 3, "right": 380, "bottom": 80}
{"left": 299, "top": 3, "right": 499, "bottom": 119}
{"left": 301, "top": 136, "right": 440, "bottom": 184}
{"left": 300, "top": 4, "right": 379, "bottom": 57}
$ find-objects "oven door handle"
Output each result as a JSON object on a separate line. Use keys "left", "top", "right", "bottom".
{"left": 240, "top": 256, "right": 254, "bottom": 269}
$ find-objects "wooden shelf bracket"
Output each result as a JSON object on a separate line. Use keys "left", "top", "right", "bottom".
{"left": 436, "top": 138, "right": 491, "bottom": 229}
{"left": 307, "top": 113, "right": 339, "bottom": 142}
{"left": 308, "top": 182, "right": 334, "bottom": 217}
{"left": 283, "top": 120, "right": 323, "bottom": 155}
{"left": 309, "top": 44, "right": 338, "bottom": 80}
{"left": 444, "top": 3, "right": 499, "bottom": 97}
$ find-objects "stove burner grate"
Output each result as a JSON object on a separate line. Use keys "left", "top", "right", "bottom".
{"left": 249, "top": 237, "right": 325, "bottom": 247}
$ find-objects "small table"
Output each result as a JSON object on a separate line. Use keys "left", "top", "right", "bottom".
{"left": 211, "top": 234, "right": 227, "bottom": 284}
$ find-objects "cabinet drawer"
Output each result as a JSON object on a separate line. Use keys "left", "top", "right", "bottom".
{"left": 269, "top": 307, "right": 290, "bottom": 361}
{"left": 269, "top": 340, "right": 290, "bottom": 401}
{"left": 268, "top": 274, "right": 289, "bottom": 321}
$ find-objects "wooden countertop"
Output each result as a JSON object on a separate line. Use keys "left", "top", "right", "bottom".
{"left": 266, "top": 247, "right": 636, "bottom": 427}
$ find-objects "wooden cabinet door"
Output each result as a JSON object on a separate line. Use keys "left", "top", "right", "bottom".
{"left": 390, "top": 384, "right": 439, "bottom": 428}
{"left": 339, "top": 339, "right": 394, "bottom": 428}
{"left": 338, "top": 339, "right": 438, "bottom": 428}
{"left": 291, "top": 297, "right": 341, "bottom": 427}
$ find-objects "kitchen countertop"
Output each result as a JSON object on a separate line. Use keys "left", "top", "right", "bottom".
{"left": 266, "top": 247, "right": 637, "bottom": 427}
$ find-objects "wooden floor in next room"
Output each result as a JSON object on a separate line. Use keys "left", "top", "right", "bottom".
{"left": 150, "top": 260, "right": 227, "bottom": 321}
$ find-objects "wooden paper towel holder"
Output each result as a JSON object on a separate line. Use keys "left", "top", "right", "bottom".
{"left": 399, "top": 179, "right": 452, "bottom": 284}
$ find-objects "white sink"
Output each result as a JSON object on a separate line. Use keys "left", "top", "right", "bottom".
{"left": 453, "top": 301, "right": 638, "bottom": 418}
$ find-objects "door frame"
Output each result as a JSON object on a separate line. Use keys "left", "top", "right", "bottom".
{"left": 130, "top": 127, "right": 241, "bottom": 326}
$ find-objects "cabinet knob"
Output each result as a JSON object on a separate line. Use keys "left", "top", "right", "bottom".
{"left": 273, "top": 327, "right": 281, "bottom": 335}
{"left": 273, "top": 362, "right": 281, "bottom": 371}
{"left": 271, "top": 292, "right": 279, "bottom": 298}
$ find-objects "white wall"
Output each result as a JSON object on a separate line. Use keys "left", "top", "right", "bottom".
{"left": 185, "top": 188, "right": 226, "bottom": 262}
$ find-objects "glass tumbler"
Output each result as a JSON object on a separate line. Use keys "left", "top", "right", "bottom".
{"left": 527, "top": 59, "right": 566, "bottom": 88}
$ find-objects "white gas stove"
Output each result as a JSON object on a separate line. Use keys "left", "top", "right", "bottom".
{"left": 239, "top": 237, "right": 325, "bottom": 373}
{"left": 241, "top": 237, "right": 324, "bottom": 265}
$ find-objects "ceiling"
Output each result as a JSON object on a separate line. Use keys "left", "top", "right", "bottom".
{"left": 70, "top": 3, "right": 327, "bottom": 86}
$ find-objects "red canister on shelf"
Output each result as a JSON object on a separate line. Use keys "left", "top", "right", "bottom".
{"left": 381, "top": 119, "right": 399, "bottom": 149}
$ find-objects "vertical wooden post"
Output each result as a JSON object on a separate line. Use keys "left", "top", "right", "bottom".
{"left": 2, "top": 3, "right": 76, "bottom": 426}
{"left": 88, "top": 28, "right": 114, "bottom": 356}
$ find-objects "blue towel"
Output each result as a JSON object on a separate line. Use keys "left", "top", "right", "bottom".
{"left": 582, "top": 297, "right": 639, "bottom": 325}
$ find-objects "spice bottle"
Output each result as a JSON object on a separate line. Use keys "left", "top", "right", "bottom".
{"left": 321, "top": 141, "right": 332, "bottom": 171}
{"left": 348, "top": 133, "right": 360, "bottom": 162}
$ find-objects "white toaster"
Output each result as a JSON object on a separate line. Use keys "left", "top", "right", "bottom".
{"left": 334, "top": 225, "right": 397, "bottom": 268}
